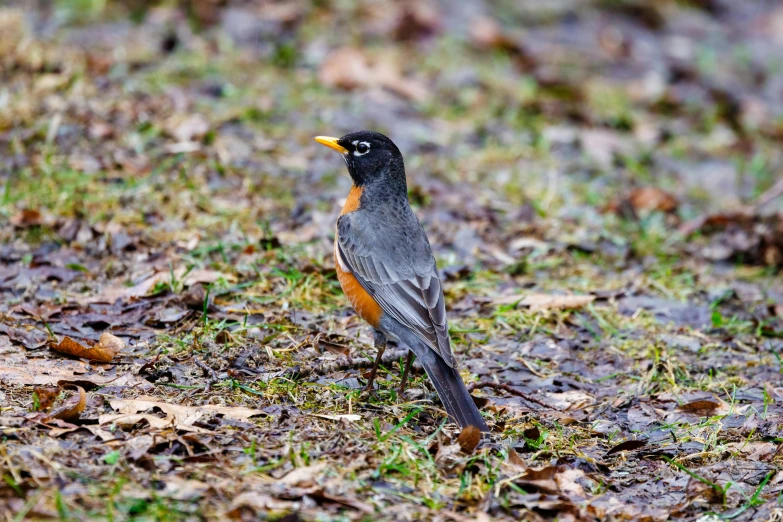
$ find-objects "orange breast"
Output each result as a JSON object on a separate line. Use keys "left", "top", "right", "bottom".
{"left": 335, "top": 239, "right": 383, "bottom": 328}
{"left": 341, "top": 185, "right": 363, "bottom": 215}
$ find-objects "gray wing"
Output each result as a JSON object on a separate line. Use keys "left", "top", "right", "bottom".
{"left": 337, "top": 213, "right": 455, "bottom": 367}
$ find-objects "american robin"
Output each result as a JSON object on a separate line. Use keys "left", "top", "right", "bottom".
{"left": 315, "top": 131, "right": 489, "bottom": 432}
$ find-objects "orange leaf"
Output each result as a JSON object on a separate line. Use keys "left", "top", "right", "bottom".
{"left": 457, "top": 425, "right": 481, "bottom": 454}
{"left": 51, "top": 333, "right": 124, "bottom": 362}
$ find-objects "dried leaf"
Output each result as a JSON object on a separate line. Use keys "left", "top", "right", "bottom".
{"left": 493, "top": 293, "right": 595, "bottom": 311}
{"left": 101, "top": 397, "right": 267, "bottom": 432}
{"left": 678, "top": 398, "right": 724, "bottom": 415}
{"left": 606, "top": 439, "right": 647, "bottom": 456}
{"left": 457, "top": 425, "right": 481, "bottom": 454}
{"left": 10, "top": 208, "right": 43, "bottom": 227}
{"left": 318, "top": 47, "right": 427, "bottom": 101}
{"left": 32, "top": 386, "right": 59, "bottom": 411}
{"left": 628, "top": 187, "right": 678, "bottom": 213}
{"left": 51, "top": 333, "right": 124, "bottom": 362}
{"left": 46, "top": 386, "right": 86, "bottom": 422}
{"left": 280, "top": 462, "right": 327, "bottom": 487}
{"left": 507, "top": 448, "right": 527, "bottom": 470}
{"left": 523, "top": 426, "right": 541, "bottom": 441}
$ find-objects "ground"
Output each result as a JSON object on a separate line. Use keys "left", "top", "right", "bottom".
{"left": 1, "top": 1, "right": 783, "bottom": 521}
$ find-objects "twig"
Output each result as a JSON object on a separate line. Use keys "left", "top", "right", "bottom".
{"left": 468, "top": 381, "right": 558, "bottom": 410}
{"left": 297, "top": 348, "right": 414, "bottom": 378}
{"left": 755, "top": 176, "right": 783, "bottom": 210}
{"left": 194, "top": 358, "right": 219, "bottom": 392}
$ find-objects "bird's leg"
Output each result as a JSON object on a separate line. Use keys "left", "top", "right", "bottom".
{"left": 363, "top": 329, "right": 387, "bottom": 393}
{"left": 397, "top": 351, "right": 415, "bottom": 397}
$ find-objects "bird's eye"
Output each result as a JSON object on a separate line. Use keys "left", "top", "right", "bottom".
{"left": 354, "top": 142, "right": 370, "bottom": 156}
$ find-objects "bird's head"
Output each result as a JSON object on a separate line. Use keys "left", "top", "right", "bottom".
{"left": 314, "top": 131, "right": 404, "bottom": 187}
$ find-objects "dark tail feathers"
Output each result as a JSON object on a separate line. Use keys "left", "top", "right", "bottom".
{"left": 420, "top": 352, "right": 489, "bottom": 432}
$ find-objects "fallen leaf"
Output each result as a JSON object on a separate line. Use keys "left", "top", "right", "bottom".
{"left": 101, "top": 397, "right": 267, "bottom": 432}
{"left": 391, "top": 0, "right": 440, "bottom": 41}
{"left": 457, "top": 425, "right": 481, "bottom": 454}
{"left": 50, "top": 333, "right": 124, "bottom": 362}
{"left": 523, "top": 426, "right": 541, "bottom": 441}
{"left": 507, "top": 448, "right": 527, "bottom": 469}
{"left": 10, "top": 208, "right": 43, "bottom": 227}
{"left": 606, "top": 439, "right": 647, "bottom": 456}
{"left": 318, "top": 47, "right": 427, "bottom": 101}
{"left": 677, "top": 398, "right": 725, "bottom": 415}
{"left": 167, "top": 114, "right": 209, "bottom": 143}
{"left": 32, "top": 386, "right": 59, "bottom": 410}
{"left": 494, "top": 293, "right": 595, "bottom": 311}
{"left": 469, "top": 17, "right": 534, "bottom": 69}
{"left": 628, "top": 187, "right": 678, "bottom": 213}
{"left": 513, "top": 466, "right": 561, "bottom": 495}
{"left": 280, "top": 462, "right": 327, "bottom": 487}
{"left": 99, "top": 413, "right": 172, "bottom": 430}
{"left": 0, "top": 338, "right": 119, "bottom": 386}
{"left": 228, "top": 492, "right": 294, "bottom": 516}
{"left": 45, "top": 386, "right": 86, "bottom": 422}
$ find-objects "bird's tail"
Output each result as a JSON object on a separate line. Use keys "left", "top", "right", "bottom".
{"left": 419, "top": 350, "right": 489, "bottom": 432}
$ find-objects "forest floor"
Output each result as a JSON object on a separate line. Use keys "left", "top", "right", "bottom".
{"left": 1, "top": 1, "right": 783, "bottom": 520}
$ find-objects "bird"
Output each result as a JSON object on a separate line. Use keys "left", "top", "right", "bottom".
{"left": 314, "top": 130, "right": 489, "bottom": 432}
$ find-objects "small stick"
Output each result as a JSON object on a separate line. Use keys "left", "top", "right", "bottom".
{"left": 467, "top": 381, "right": 558, "bottom": 410}
{"left": 195, "top": 358, "right": 219, "bottom": 392}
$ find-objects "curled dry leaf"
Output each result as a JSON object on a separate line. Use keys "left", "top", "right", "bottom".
{"left": 46, "top": 386, "right": 86, "bottom": 422}
{"left": 457, "top": 425, "right": 481, "bottom": 454}
{"left": 50, "top": 333, "right": 124, "bottom": 362}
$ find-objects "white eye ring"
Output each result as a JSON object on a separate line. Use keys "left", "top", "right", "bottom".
{"left": 353, "top": 141, "right": 371, "bottom": 156}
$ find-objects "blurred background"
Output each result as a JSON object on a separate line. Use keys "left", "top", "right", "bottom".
{"left": 1, "top": 0, "right": 782, "bottom": 256}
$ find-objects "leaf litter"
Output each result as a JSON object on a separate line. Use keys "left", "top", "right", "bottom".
{"left": 0, "top": 0, "right": 783, "bottom": 521}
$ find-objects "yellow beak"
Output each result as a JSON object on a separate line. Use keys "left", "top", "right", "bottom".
{"left": 314, "top": 136, "right": 348, "bottom": 155}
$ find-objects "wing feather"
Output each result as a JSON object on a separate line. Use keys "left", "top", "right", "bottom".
{"left": 337, "top": 215, "right": 455, "bottom": 367}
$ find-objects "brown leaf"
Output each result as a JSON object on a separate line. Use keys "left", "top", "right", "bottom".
{"left": 628, "top": 187, "right": 679, "bottom": 213}
{"left": 51, "top": 333, "right": 124, "bottom": 362}
{"left": 523, "top": 426, "right": 541, "bottom": 441}
{"left": 606, "top": 439, "right": 647, "bottom": 456}
{"left": 319, "top": 47, "right": 370, "bottom": 91}
{"left": 678, "top": 398, "right": 724, "bottom": 415}
{"left": 11, "top": 208, "right": 43, "bottom": 227}
{"left": 469, "top": 17, "right": 533, "bottom": 69}
{"left": 318, "top": 47, "right": 427, "bottom": 102}
{"left": 513, "top": 466, "right": 561, "bottom": 494}
{"left": 457, "top": 425, "right": 481, "bottom": 454}
{"left": 32, "top": 386, "right": 59, "bottom": 411}
{"left": 280, "top": 462, "right": 327, "bottom": 487}
{"left": 685, "top": 477, "right": 724, "bottom": 504}
{"left": 101, "top": 397, "right": 267, "bottom": 433}
{"left": 507, "top": 448, "right": 527, "bottom": 469}
{"left": 392, "top": 1, "right": 440, "bottom": 41}
{"left": 46, "top": 386, "right": 86, "bottom": 422}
